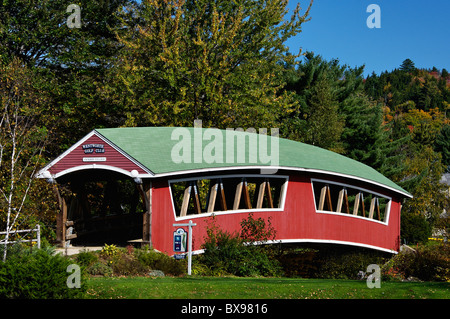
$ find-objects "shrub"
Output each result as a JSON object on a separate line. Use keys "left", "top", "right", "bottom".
{"left": 136, "top": 249, "right": 186, "bottom": 276}
{"left": 316, "top": 250, "right": 388, "bottom": 280}
{"left": 199, "top": 214, "right": 283, "bottom": 277}
{"left": 75, "top": 250, "right": 98, "bottom": 268}
{"left": 0, "top": 246, "right": 87, "bottom": 298}
{"left": 401, "top": 212, "right": 432, "bottom": 244}
{"left": 111, "top": 252, "right": 148, "bottom": 276}
{"left": 100, "top": 244, "right": 120, "bottom": 258}
{"left": 382, "top": 243, "right": 450, "bottom": 282}
{"left": 86, "top": 261, "right": 112, "bottom": 277}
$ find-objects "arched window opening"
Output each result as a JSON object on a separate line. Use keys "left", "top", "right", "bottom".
{"left": 170, "top": 175, "right": 288, "bottom": 219}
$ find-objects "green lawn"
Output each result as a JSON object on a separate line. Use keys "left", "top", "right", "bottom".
{"left": 85, "top": 276, "right": 449, "bottom": 299}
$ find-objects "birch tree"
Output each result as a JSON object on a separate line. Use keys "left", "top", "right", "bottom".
{"left": 0, "top": 59, "right": 48, "bottom": 261}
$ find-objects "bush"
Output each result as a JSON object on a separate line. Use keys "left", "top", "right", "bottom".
{"left": 75, "top": 250, "right": 98, "bottom": 268}
{"left": 382, "top": 243, "right": 450, "bottom": 282}
{"left": 86, "top": 261, "right": 112, "bottom": 277}
{"left": 199, "top": 214, "right": 283, "bottom": 277}
{"left": 136, "top": 248, "right": 186, "bottom": 276}
{"left": 0, "top": 246, "right": 87, "bottom": 298}
{"left": 316, "top": 249, "right": 388, "bottom": 280}
{"left": 111, "top": 252, "right": 148, "bottom": 276}
{"left": 401, "top": 212, "right": 432, "bottom": 244}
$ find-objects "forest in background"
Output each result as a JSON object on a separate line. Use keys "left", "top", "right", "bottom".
{"left": 0, "top": 0, "right": 449, "bottom": 245}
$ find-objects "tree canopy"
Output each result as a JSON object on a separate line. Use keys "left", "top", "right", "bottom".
{"left": 0, "top": 1, "right": 449, "bottom": 245}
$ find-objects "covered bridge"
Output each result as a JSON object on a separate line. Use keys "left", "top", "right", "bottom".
{"left": 37, "top": 126, "right": 412, "bottom": 254}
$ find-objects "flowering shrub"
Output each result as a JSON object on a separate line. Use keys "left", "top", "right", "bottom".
{"left": 100, "top": 244, "right": 120, "bottom": 258}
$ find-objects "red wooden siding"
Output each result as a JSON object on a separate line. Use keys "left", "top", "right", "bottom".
{"left": 151, "top": 174, "right": 401, "bottom": 254}
{"left": 48, "top": 134, "right": 147, "bottom": 175}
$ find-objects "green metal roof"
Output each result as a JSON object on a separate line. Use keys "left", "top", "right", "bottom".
{"left": 96, "top": 127, "right": 411, "bottom": 198}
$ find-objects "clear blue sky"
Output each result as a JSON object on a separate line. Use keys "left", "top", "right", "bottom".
{"left": 286, "top": 0, "right": 450, "bottom": 77}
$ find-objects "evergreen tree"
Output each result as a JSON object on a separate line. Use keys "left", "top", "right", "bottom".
{"left": 400, "top": 58, "right": 416, "bottom": 73}
{"left": 304, "top": 74, "right": 343, "bottom": 150}
{"left": 0, "top": 0, "right": 134, "bottom": 155}
{"left": 435, "top": 124, "right": 450, "bottom": 172}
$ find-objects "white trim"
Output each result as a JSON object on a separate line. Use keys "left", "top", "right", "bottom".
{"left": 36, "top": 130, "right": 152, "bottom": 179}
{"left": 36, "top": 130, "right": 97, "bottom": 178}
{"left": 135, "top": 165, "right": 411, "bottom": 198}
{"left": 94, "top": 131, "right": 153, "bottom": 175}
{"left": 168, "top": 174, "right": 289, "bottom": 221}
{"left": 273, "top": 239, "right": 398, "bottom": 254}
{"left": 310, "top": 178, "right": 392, "bottom": 225}
{"left": 185, "top": 238, "right": 398, "bottom": 255}
{"left": 52, "top": 165, "right": 137, "bottom": 179}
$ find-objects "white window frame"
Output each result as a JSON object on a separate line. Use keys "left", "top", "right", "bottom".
{"left": 311, "top": 178, "right": 392, "bottom": 225}
{"left": 169, "top": 174, "right": 289, "bottom": 221}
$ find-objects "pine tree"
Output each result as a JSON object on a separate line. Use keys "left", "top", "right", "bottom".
{"left": 305, "top": 74, "right": 343, "bottom": 150}
{"left": 435, "top": 124, "right": 450, "bottom": 172}
{"left": 400, "top": 58, "right": 416, "bottom": 73}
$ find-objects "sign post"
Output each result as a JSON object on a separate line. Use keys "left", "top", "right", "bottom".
{"left": 173, "top": 220, "right": 197, "bottom": 275}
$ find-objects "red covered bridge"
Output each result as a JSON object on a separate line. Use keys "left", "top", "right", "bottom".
{"left": 38, "top": 127, "right": 412, "bottom": 254}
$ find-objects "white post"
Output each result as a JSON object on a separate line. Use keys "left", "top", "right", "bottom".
{"left": 173, "top": 220, "right": 197, "bottom": 275}
{"left": 187, "top": 220, "right": 194, "bottom": 275}
{"left": 36, "top": 225, "right": 41, "bottom": 249}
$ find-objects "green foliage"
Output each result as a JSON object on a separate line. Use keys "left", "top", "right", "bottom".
{"left": 401, "top": 212, "right": 432, "bottom": 244}
{"left": 283, "top": 52, "right": 383, "bottom": 161}
{"left": 109, "top": 0, "right": 313, "bottom": 129}
{"left": 277, "top": 248, "right": 319, "bottom": 277}
{"left": 75, "top": 250, "right": 99, "bottom": 268}
{"left": 100, "top": 244, "right": 120, "bottom": 258}
{"left": 111, "top": 252, "right": 148, "bottom": 276}
{"left": 382, "top": 243, "right": 450, "bottom": 282}
{"left": 199, "top": 214, "right": 282, "bottom": 277}
{"left": 0, "top": 246, "right": 87, "bottom": 298}
{"left": 135, "top": 248, "right": 185, "bottom": 276}
{"left": 86, "top": 261, "right": 113, "bottom": 277}
{"left": 316, "top": 250, "right": 387, "bottom": 280}
{"left": 400, "top": 59, "right": 416, "bottom": 73}
{"left": 435, "top": 124, "right": 450, "bottom": 171}
{"left": 240, "top": 213, "right": 277, "bottom": 243}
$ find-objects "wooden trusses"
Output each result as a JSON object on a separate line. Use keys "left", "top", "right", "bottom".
{"left": 315, "top": 182, "right": 387, "bottom": 222}
{"left": 177, "top": 177, "right": 277, "bottom": 217}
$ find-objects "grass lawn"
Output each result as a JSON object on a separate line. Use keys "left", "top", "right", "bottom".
{"left": 85, "top": 276, "right": 449, "bottom": 299}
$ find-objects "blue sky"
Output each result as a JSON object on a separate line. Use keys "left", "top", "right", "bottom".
{"left": 285, "top": 0, "right": 450, "bottom": 77}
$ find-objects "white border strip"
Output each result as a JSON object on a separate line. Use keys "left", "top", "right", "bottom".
{"left": 186, "top": 238, "right": 398, "bottom": 255}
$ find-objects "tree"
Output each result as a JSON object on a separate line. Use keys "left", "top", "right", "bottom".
{"left": 304, "top": 73, "right": 343, "bottom": 150}
{"left": 0, "top": 59, "right": 48, "bottom": 261}
{"left": 401, "top": 145, "right": 448, "bottom": 228}
{"left": 108, "top": 0, "right": 313, "bottom": 129}
{"left": 283, "top": 52, "right": 384, "bottom": 162}
{"left": 435, "top": 124, "right": 450, "bottom": 172}
{"left": 0, "top": 0, "right": 134, "bottom": 155}
{"left": 400, "top": 58, "right": 416, "bottom": 73}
